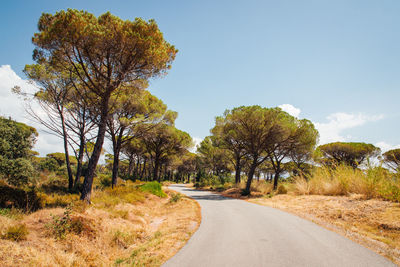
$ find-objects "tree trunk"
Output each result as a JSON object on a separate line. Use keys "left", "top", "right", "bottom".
{"left": 127, "top": 154, "right": 134, "bottom": 177}
{"left": 273, "top": 160, "right": 281, "bottom": 190}
{"left": 111, "top": 148, "right": 120, "bottom": 188}
{"left": 153, "top": 156, "right": 160, "bottom": 182}
{"left": 245, "top": 159, "right": 258, "bottom": 194}
{"left": 74, "top": 133, "right": 85, "bottom": 188}
{"left": 273, "top": 171, "right": 280, "bottom": 190}
{"left": 234, "top": 157, "right": 241, "bottom": 184}
{"left": 141, "top": 158, "right": 147, "bottom": 180}
{"left": 111, "top": 127, "right": 125, "bottom": 188}
{"left": 59, "top": 110, "right": 74, "bottom": 191}
{"left": 80, "top": 98, "right": 109, "bottom": 202}
{"left": 133, "top": 156, "right": 140, "bottom": 180}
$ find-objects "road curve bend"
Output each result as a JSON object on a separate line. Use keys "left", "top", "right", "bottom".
{"left": 164, "top": 184, "right": 395, "bottom": 267}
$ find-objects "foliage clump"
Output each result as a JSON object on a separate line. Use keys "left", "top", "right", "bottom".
{"left": 169, "top": 192, "right": 182, "bottom": 203}
{"left": 277, "top": 184, "right": 287, "bottom": 194}
{"left": 0, "top": 117, "right": 37, "bottom": 186}
{"left": 317, "top": 142, "right": 380, "bottom": 168}
{"left": 140, "top": 181, "right": 167, "bottom": 198}
{"left": 2, "top": 224, "right": 28, "bottom": 242}
{"left": 46, "top": 205, "right": 94, "bottom": 239}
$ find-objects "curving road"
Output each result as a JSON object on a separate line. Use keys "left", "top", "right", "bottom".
{"left": 164, "top": 184, "right": 395, "bottom": 267}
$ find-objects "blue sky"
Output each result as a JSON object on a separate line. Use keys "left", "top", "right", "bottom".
{"left": 1, "top": 0, "right": 400, "bottom": 155}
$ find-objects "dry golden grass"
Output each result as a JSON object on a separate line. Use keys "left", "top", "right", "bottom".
{"left": 249, "top": 194, "right": 400, "bottom": 265}
{"left": 0, "top": 184, "right": 200, "bottom": 267}
{"left": 292, "top": 165, "right": 400, "bottom": 202}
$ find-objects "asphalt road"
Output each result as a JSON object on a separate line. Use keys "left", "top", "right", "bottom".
{"left": 163, "top": 184, "right": 396, "bottom": 267}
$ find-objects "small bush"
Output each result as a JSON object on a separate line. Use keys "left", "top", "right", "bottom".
{"left": 277, "top": 184, "right": 287, "bottom": 194}
{"left": 46, "top": 204, "right": 92, "bottom": 239}
{"left": 112, "top": 230, "right": 137, "bottom": 248}
{"left": 47, "top": 205, "right": 73, "bottom": 239}
{"left": 99, "top": 175, "right": 112, "bottom": 188}
{"left": 39, "top": 157, "right": 58, "bottom": 172}
{"left": 139, "top": 182, "right": 167, "bottom": 198}
{"left": 2, "top": 224, "right": 28, "bottom": 241}
{"left": 169, "top": 193, "right": 182, "bottom": 203}
{"left": 5, "top": 158, "right": 35, "bottom": 186}
{"left": 55, "top": 165, "right": 67, "bottom": 176}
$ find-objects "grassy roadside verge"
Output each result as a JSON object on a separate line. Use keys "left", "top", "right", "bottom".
{"left": 0, "top": 181, "right": 201, "bottom": 266}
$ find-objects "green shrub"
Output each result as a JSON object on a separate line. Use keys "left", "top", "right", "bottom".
{"left": 139, "top": 182, "right": 167, "bottom": 197}
{"left": 99, "top": 175, "right": 112, "bottom": 188}
{"left": 2, "top": 224, "right": 28, "bottom": 241}
{"left": 39, "top": 157, "right": 58, "bottom": 172}
{"left": 4, "top": 158, "right": 35, "bottom": 186}
{"left": 55, "top": 165, "right": 67, "bottom": 176}
{"left": 47, "top": 205, "right": 73, "bottom": 239}
{"left": 46, "top": 204, "right": 94, "bottom": 239}
{"left": 169, "top": 192, "right": 182, "bottom": 203}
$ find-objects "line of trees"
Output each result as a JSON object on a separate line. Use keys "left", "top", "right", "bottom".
{"left": 196, "top": 105, "right": 399, "bottom": 195}
{"left": 9, "top": 9, "right": 196, "bottom": 203}
{"left": 197, "top": 106, "right": 319, "bottom": 194}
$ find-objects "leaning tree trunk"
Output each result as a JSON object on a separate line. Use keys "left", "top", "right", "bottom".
{"left": 81, "top": 99, "right": 109, "bottom": 202}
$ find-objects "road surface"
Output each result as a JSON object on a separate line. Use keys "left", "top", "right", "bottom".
{"left": 164, "top": 184, "right": 395, "bottom": 267}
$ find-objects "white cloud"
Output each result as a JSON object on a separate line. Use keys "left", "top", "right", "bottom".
{"left": 278, "top": 104, "right": 301, "bottom": 118}
{"left": 315, "top": 112, "right": 384, "bottom": 145}
{"left": 0, "top": 64, "right": 65, "bottom": 156}
{"left": 375, "top": 141, "right": 400, "bottom": 153}
{"left": 191, "top": 137, "right": 203, "bottom": 153}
